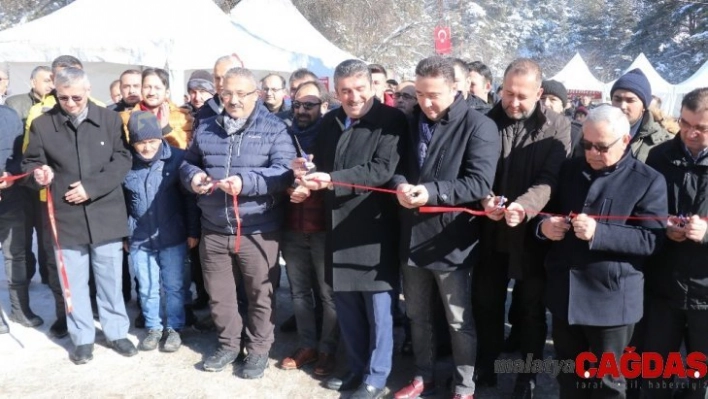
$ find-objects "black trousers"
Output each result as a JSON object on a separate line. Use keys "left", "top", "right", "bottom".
{"left": 552, "top": 317, "right": 635, "bottom": 399}
{"left": 472, "top": 251, "right": 547, "bottom": 375}
{"left": 642, "top": 298, "right": 708, "bottom": 399}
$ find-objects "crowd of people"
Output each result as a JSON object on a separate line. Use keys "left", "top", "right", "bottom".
{"left": 0, "top": 52, "right": 707, "bottom": 399}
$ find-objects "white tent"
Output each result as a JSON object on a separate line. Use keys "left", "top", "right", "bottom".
{"left": 672, "top": 60, "right": 708, "bottom": 114}
{"left": 549, "top": 53, "right": 606, "bottom": 93}
{"left": 607, "top": 53, "right": 677, "bottom": 114}
{"left": 230, "top": 0, "right": 356, "bottom": 85}
{"left": 0, "top": 0, "right": 317, "bottom": 102}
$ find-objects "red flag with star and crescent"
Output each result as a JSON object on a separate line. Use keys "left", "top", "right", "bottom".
{"left": 434, "top": 26, "right": 451, "bottom": 54}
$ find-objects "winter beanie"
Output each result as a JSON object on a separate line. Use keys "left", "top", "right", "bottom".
{"left": 187, "top": 70, "right": 216, "bottom": 95}
{"left": 611, "top": 68, "right": 652, "bottom": 109}
{"left": 128, "top": 111, "right": 163, "bottom": 143}
{"left": 541, "top": 80, "right": 568, "bottom": 106}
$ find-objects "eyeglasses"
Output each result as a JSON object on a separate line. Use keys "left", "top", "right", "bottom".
{"left": 262, "top": 87, "right": 283, "bottom": 93}
{"left": 292, "top": 101, "right": 321, "bottom": 111}
{"left": 57, "top": 95, "right": 84, "bottom": 103}
{"left": 220, "top": 89, "right": 257, "bottom": 101}
{"left": 393, "top": 92, "right": 416, "bottom": 101}
{"left": 580, "top": 136, "right": 623, "bottom": 153}
{"left": 679, "top": 117, "right": 708, "bottom": 134}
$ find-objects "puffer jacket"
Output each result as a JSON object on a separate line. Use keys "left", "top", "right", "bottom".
{"left": 123, "top": 141, "right": 199, "bottom": 251}
{"left": 120, "top": 102, "right": 193, "bottom": 149}
{"left": 180, "top": 102, "right": 296, "bottom": 235}
{"left": 645, "top": 136, "right": 708, "bottom": 310}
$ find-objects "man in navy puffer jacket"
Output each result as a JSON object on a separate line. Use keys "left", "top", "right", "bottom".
{"left": 180, "top": 67, "right": 296, "bottom": 378}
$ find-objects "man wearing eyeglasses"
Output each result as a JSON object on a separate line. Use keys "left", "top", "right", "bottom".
{"left": 610, "top": 68, "right": 671, "bottom": 163}
{"left": 278, "top": 81, "right": 340, "bottom": 377}
{"left": 537, "top": 105, "right": 667, "bottom": 398}
{"left": 180, "top": 67, "right": 296, "bottom": 379}
{"left": 643, "top": 88, "right": 708, "bottom": 399}
{"left": 393, "top": 81, "right": 417, "bottom": 117}
{"left": 474, "top": 58, "right": 571, "bottom": 398}
{"left": 260, "top": 73, "right": 290, "bottom": 115}
{"left": 22, "top": 67, "right": 136, "bottom": 364}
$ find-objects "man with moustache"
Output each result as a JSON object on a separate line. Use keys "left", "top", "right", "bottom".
{"left": 473, "top": 58, "right": 571, "bottom": 398}
{"left": 296, "top": 59, "right": 406, "bottom": 399}
{"left": 108, "top": 70, "right": 142, "bottom": 113}
{"left": 610, "top": 69, "right": 671, "bottom": 162}
{"left": 278, "top": 81, "right": 339, "bottom": 377}
{"left": 180, "top": 67, "right": 296, "bottom": 378}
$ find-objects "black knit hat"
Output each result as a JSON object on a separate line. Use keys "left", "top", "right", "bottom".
{"left": 541, "top": 80, "right": 568, "bottom": 106}
{"left": 128, "top": 111, "right": 163, "bottom": 143}
{"left": 611, "top": 68, "right": 652, "bottom": 109}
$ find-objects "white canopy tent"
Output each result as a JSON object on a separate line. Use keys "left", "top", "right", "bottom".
{"left": 0, "top": 0, "right": 319, "bottom": 102}
{"left": 673, "top": 60, "right": 708, "bottom": 114}
{"left": 607, "top": 53, "right": 677, "bottom": 114}
{"left": 230, "top": 0, "right": 357, "bottom": 87}
{"left": 549, "top": 53, "right": 606, "bottom": 94}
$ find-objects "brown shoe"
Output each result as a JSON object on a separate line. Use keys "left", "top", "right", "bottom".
{"left": 280, "top": 347, "right": 318, "bottom": 370}
{"left": 314, "top": 352, "right": 336, "bottom": 376}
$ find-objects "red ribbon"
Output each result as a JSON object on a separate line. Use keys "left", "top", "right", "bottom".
{"left": 45, "top": 186, "right": 73, "bottom": 314}
{"left": 0, "top": 172, "right": 30, "bottom": 183}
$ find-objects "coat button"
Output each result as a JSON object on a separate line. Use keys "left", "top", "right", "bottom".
{"left": 440, "top": 194, "right": 448, "bottom": 202}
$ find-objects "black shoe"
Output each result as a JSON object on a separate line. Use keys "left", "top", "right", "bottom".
{"left": 473, "top": 366, "right": 497, "bottom": 388}
{"left": 9, "top": 311, "right": 44, "bottom": 327}
{"left": 134, "top": 313, "right": 145, "bottom": 329}
{"left": 511, "top": 375, "right": 535, "bottom": 399}
{"left": 502, "top": 330, "right": 521, "bottom": 354}
{"left": 237, "top": 353, "right": 269, "bottom": 379}
{"left": 192, "top": 295, "right": 209, "bottom": 310}
{"left": 325, "top": 371, "right": 363, "bottom": 391}
{"left": 70, "top": 344, "right": 94, "bottom": 365}
{"left": 279, "top": 315, "right": 297, "bottom": 333}
{"left": 351, "top": 383, "right": 385, "bottom": 399}
{"left": 107, "top": 338, "right": 138, "bottom": 357}
{"left": 0, "top": 317, "right": 8, "bottom": 334}
{"left": 139, "top": 329, "right": 163, "bottom": 351}
{"left": 49, "top": 319, "right": 68, "bottom": 338}
{"left": 162, "top": 328, "right": 181, "bottom": 353}
{"left": 203, "top": 347, "right": 239, "bottom": 372}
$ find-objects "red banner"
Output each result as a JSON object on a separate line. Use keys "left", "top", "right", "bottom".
{"left": 434, "top": 26, "right": 452, "bottom": 54}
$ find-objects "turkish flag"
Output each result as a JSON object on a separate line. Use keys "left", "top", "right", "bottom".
{"left": 434, "top": 26, "right": 452, "bottom": 54}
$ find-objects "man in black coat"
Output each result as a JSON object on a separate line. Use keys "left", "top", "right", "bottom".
{"left": 474, "top": 58, "right": 571, "bottom": 398}
{"left": 643, "top": 87, "right": 708, "bottom": 399}
{"left": 296, "top": 59, "right": 405, "bottom": 399}
{"left": 23, "top": 67, "right": 136, "bottom": 364}
{"left": 390, "top": 56, "right": 500, "bottom": 399}
{"left": 538, "top": 105, "right": 667, "bottom": 398}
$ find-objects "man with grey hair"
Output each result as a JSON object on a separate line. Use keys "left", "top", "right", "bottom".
{"left": 391, "top": 55, "right": 500, "bottom": 399}
{"left": 193, "top": 54, "right": 243, "bottom": 129}
{"left": 22, "top": 67, "right": 136, "bottom": 364}
{"left": 180, "top": 67, "right": 296, "bottom": 379}
{"left": 538, "top": 105, "right": 667, "bottom": 398}
{"left": 474, "top": 58, "right": 571, "bottom": 398}
{"left": 295, "top": 59, "right": 406, "bottom": 399}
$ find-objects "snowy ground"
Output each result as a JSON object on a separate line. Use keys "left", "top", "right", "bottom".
{"left": 0, "top": 256, "right": 560, "bottom": 398}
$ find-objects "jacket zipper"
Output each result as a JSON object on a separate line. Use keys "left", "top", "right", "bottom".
{"left": 224, "top": 133, "right": 237, "bottom": 234}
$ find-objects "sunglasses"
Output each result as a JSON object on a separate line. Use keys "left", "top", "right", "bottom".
{"left": 57, "top": 95, "right": 84, "bottom": 103}
{"left": 292, "top": 101, "right": 321, "bottom": 111}
{"left": 580, "top": 136, "right": 623, "bottom": 153}
{"left": 393, "top": 92, "right": 415, "bottom": 101}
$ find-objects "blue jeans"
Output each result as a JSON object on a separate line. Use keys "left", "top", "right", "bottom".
{"left": 130, "top": 244, "right": 187, "bottom": 330}
{"left": 281, "top": 231, "right": 339, "bottom": 353}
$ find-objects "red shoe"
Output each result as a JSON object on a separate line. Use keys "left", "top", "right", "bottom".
{"left": 394, "top": 379, "right": 436, "bottom": 399}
